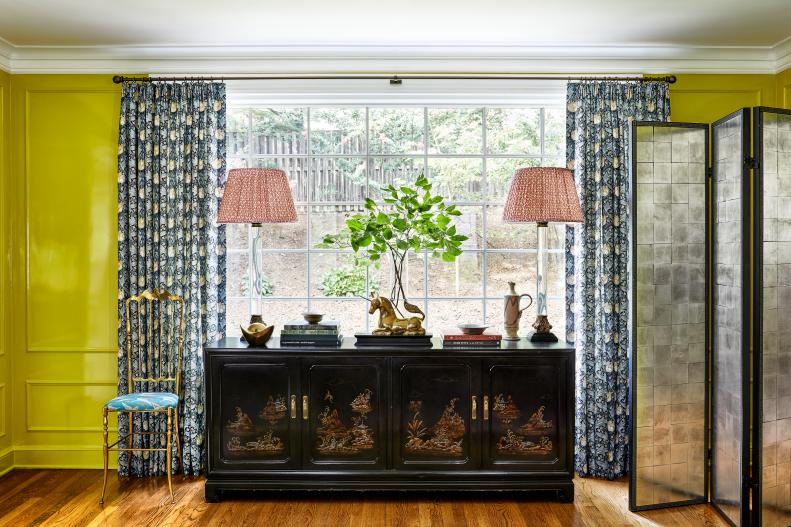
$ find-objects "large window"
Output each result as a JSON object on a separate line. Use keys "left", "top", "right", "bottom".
{"left": 225, "top": 105, "right": 567, "bottom": 336}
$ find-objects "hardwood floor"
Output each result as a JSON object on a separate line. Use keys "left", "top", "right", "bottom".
{"left": 0, "top": 469, "right": 730, "bottom": 527}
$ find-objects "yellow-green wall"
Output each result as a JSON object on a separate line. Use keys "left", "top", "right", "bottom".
{"left": 0, "top": 69, "right": 11, "bottom": 476}
{"left": 0, "top": 69, "right": 788, "bottom": 471}
{"left": 6, "top": 75, "right": 120, "bottom": 469}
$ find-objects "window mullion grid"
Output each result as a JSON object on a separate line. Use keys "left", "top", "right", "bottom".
{"left": 481, "top": 107, "right": 488, "bottom": 325}
{"left": 364, "top": 106, "right": 370, "bottom": 333}
{"left": 306, "top": 107, "right": 312, "bottom": 312}
{"left": 423, "top": 107, "right": 429, "bottom": 324}
{"left": 247, "top": 108, "right": 255, "bottom": 319}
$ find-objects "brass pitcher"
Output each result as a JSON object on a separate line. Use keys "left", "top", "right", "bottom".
{"left": 503, "top": 281, "right": 533, "bottom": 341}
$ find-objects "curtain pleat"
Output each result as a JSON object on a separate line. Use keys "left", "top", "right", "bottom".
{"left": 565, "top": 81, "right": 670, "bottom": 479}
{"left": 117, "top": 82, "right": 227, "bottom": 476}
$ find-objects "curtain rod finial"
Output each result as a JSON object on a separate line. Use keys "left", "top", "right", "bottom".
{"left": 113, "top": 75, "right": 123, "bottom": 84}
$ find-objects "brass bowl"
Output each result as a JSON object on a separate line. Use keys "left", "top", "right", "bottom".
{"left": 457, "top": 324, "right": 490, "bottom": 335}
{"left": 240, "top": 323, "right": 275, "bottom": 347}
{"left": 302, "top": 312, "right": 324, "bottom": 324}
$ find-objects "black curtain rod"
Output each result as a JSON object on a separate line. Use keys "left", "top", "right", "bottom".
{"left": 112, "top": 74, "right": 677, "bottom": 84}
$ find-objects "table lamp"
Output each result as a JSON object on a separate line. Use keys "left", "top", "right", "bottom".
{"left": 503, "top": 167, "right": 583, "bottom": 342}
{"left": 217, "top": 168, "right": 297, "bottom": 315}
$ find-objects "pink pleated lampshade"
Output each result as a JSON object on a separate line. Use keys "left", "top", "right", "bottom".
{"left": 217, "top": 168, "right": 297, "bottom": 224}
{"left": 503, "top": 167, "right": 583, "bottom": 224}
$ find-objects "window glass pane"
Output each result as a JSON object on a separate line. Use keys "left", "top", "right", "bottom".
{"left": 428, "top": 158, "right": 483, "bottom": 202}
{"left": 547, "top": 253, "right": 566, "bottom": 298}
{"left": 310, "top": 157, "right": 367, "bottom": 202}
{"left": 486, "top": 157, "right": 541, "bottom": 201}
{"left": 227, "top": 108, "right": 250, "bottom": 156}
{"left": 311, "top": 253, "right": 367, "bottom": 298}
{"left": 426, "top": 300, "right": 485, "bottom": 332}
{"left": 227, "top": 251, "right": 251, "bottom": 298}
{"left": 310, "top": 299, "right": 368, "bottom": 336}
{"left": 369, "top": 157, "right": 425, "bottom": 200}
{"left": 310, "top": 108, "right": 366, "bottom": 155}
{"left": 486, "top": 252, "right": 537, "bottom": 298}
{"left": 228, "top": 157, "right": 248, "bottom": 169}
{"left": 369, "top": 108, "right": 424, "bottom": 154}
{"left": 544, "top": 108, "right": 565, "bottom": 158}
{"left": 251, "top": 157, "right": 309, "bottom": 202}
{"left": 252, "top": 107, "right": 306, "bottom": 155}
{"left": 227, "top": 299, "right": 252, "bottom": 337}
{"left": 257, "top": 300, "right": 308, "bottom": 337}
{"left": 257, "top": 213, "right": 307, "bottom": 250}
{"left": 225, "top": 223, "right": 249, "bottom": 251}
{"left": 428, "top": 108, "right": 483, "bottom": 154}
{"left": 427, "top": 252, "right": 483, "bottom": 297}
{"left": 486, "top": 206, "right": 566, "bottom": 249}
{"left": 260, "top": 253, "right": 308, "bottom": 297}
{"left": 369, "top": 251, "right": 425, "bottom": 299}
{"left": 309, "top": 206, "right": 364, "bottom": 247}
{"left": 454, "top": 206, "right": 484, "bottom": 250}
{"left": 486, "top": 108, "right": 541, "bottom": 155}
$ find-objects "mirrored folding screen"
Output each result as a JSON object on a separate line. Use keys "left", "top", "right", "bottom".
{"left": 711, "top": 109, "right": 750, "bottom": 527}
{"left": 630, "top": 123, "right": 708, "bottom": 510}
{"left": 756, "top": 107, "right": 791, "bottom": 527}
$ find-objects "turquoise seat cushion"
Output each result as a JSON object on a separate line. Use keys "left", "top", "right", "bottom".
{"left": 106, "top": 392, "right": 179, "bottom": 411}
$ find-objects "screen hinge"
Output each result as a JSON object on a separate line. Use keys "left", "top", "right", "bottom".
{"left": 745, "top": 156, "right": 759, "bottom": 170}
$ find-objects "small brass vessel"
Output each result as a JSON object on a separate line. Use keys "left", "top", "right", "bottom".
{"left": 241, "top": 322, "right": 275, "bottom": 347}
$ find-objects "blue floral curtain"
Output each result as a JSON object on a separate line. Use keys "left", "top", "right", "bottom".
{"left": 565, "top": 81, "right": 669, "bottom": 479}
{"left": 117, "top": 82, "right": 227, "bottom": 476}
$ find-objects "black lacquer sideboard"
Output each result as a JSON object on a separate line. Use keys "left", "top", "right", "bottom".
{"left": 204, "top": 337, "right": 575, "bottom": 502}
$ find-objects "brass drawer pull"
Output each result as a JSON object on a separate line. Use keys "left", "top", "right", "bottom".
{"left": 483, "top": 395, "right": 489, "bottom": 420}
{"left": 290, "top": 395, "right": 297, "bottom": 419}
{"left": 302, "top": 395, "right": 309, "bottom": 420}
{"left": 471, "top": 396, "right": 477, "bottom": 420}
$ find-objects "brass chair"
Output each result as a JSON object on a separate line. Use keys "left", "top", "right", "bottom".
{"left": 101, "top": 288, "right": 185, "bottom": 504}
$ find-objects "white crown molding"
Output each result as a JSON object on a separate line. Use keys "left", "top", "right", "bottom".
{"left": 0, "top": 37, "right": 13, "bottom": 72}
{"left": 774, "top": 36, "right": 791, "bottom": 73}
{"left": 0, "top": 42, "right": 789, "bottom": 75}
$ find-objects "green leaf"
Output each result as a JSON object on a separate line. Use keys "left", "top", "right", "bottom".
{"left": 442, "top": 252, "right": 457, "bottom": 262}
{"left": 347, "top": 218, "right": 364, "bottom": 231}
{"left": 436, "top": 214, "right": 450, "bottom": 228}
{"left": 364, "top": 198, "right": 376, "bottom": 210}
{"left": 376, "top": 212, "right": 388, "bottom": 224}
{"left": 358, "top": 233, "right": 372, "bottom": 247}
{"left": 393, "top": 218, "right": 408, "bottom": 231}
{"left": 383, "top": 228, "right": 393, "bottom": 239}
{"left": 396, "top": 240, "right": 409, "bottom": 250}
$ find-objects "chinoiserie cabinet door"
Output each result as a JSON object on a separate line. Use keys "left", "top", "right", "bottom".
{"left": 212, "top": 358, "right": 301, "bottom": 471}
{"left": 481, "top": 358, "right": 570, "bottom": 472}
{"left": 392, "top": 358, "right": 481, "bottom": 470}
{"left": 301, "top": 358, "right": 387, "bottom": 470}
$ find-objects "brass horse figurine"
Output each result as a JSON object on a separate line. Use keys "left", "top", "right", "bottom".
{"left": 368, "top": 294, "right": 426, "bottom": 336}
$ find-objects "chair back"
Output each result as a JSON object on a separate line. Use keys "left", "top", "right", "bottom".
{"left": 124, "top": 288, "right": 185, "bottom": 396}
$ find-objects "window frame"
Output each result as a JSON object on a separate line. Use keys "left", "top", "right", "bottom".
{"left": 225, "top": 103, "right": 567, "bottom": 335}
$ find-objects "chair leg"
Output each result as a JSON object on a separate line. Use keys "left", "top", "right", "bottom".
{"left": 100, "top": 407, "right": 109, "bottom": 504}
{"left": 174, "top": 407, "right": 183, "bottom": 472}
{"left": 166, "top": 408, "right": 174, "bottom": 503}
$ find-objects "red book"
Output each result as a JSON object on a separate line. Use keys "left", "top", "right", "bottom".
{"left": 442, "top": 328, "right": 502, "bottom": 341}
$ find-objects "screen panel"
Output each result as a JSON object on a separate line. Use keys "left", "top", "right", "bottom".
{"left": 711, "top": 109, "right": 750, "bottom": 527}
{"left": 629, "top": 122, "right": 709, "bottom": 511}
{"left": 755, "top": 106, "right": 791, "bottom": 527}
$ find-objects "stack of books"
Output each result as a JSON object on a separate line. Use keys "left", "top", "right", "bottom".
{"left": 280, "top": 320, "right": 342, "bottom": 347}
{"left": 442, "top": 328, "right": 502, "bottom": 348}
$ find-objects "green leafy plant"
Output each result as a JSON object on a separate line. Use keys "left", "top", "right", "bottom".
{"left": 319, "top": 260, "right": 375, "bottom": 297}
{"left": 319, "top": 174, "right": 468, "bottom": 313}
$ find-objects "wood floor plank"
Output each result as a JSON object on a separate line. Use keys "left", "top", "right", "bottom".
{"left": 0, "top": 470, "right": 734, "bottom": 527}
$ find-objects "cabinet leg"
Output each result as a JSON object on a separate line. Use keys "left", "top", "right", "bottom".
{"left": 557, "top": 485, "right": 574, "bottom": 503}
{"left": 205, "top": 484, "right": 221, "bottom": 503}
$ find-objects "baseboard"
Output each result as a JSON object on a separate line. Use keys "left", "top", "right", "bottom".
{"left": 11, "top": 445, "right": 118, "bottom": 470}
{"left": 0, "top": 447, "right": 13, "bottom": 476}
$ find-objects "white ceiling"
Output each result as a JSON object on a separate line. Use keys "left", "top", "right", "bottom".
{"left": 1, "top": 0, "right": 790, "bottom": 74}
